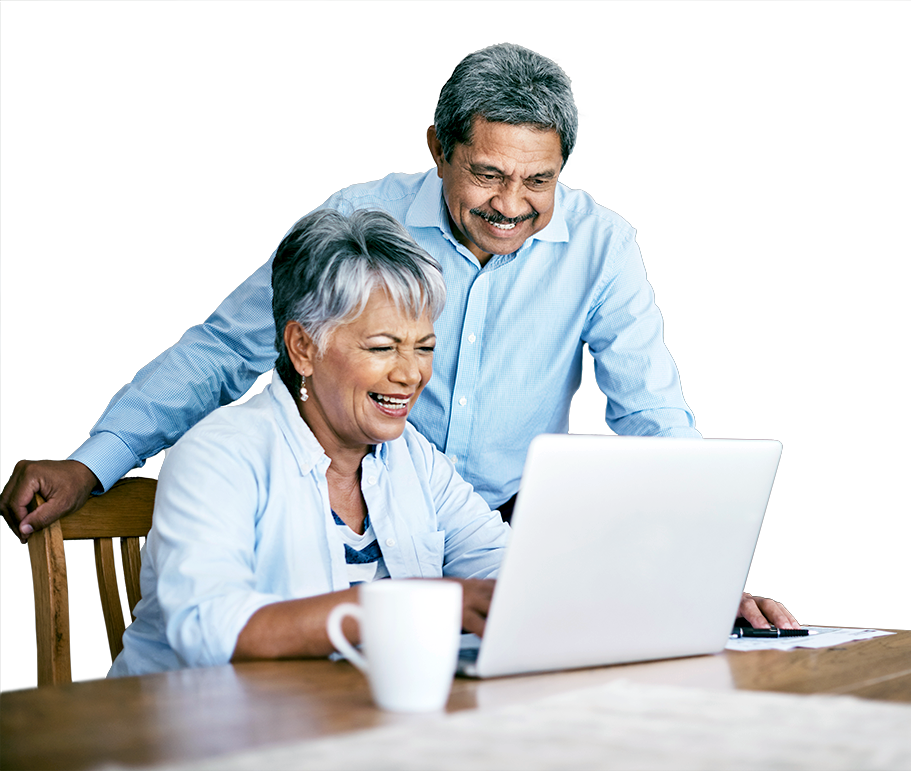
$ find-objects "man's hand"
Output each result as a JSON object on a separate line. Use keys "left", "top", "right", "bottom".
{"left": 451, "top": 578, "right": 496, "bottom": 637}
{"left": 1, "top": 460, "right": 99, "bottom": 543}
{"left": 738, "top": 591, "right": 800, "bottom": 629}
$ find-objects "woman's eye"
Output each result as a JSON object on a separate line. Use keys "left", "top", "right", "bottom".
{"left": 370, "top": 346, "right": 394, "bottom": 352}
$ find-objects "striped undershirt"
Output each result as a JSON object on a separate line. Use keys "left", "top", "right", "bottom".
{"left": 332, "top": 510, "right": 390, "bottom": 585}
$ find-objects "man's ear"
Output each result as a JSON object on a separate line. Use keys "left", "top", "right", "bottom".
{"left": 427, "top": 126, "right": 445, "bottom": 176}
{"left": 284, "top": 321, "right": 318, "bottom": 376}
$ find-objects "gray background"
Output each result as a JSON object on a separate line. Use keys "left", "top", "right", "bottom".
{"left": 2, "top": 1, "right": 908, "bottom": 690}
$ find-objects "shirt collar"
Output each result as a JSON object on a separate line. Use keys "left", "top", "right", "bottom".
{"left": 268, "top": 371, "right": 390, "bottom": 475}
{"left": 268, "top": 371, "right": 325, "bottom": 475}
{"left": 405, "top": 168, "right": 570, "bottom": 247}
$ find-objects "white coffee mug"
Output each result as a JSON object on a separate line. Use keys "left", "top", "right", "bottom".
{"left": 326, "top": 580, "right": 463, "bottom": 712}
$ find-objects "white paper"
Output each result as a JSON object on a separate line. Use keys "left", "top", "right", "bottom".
{"left": 725, "top": 627, "right": 894, "bottom": 651}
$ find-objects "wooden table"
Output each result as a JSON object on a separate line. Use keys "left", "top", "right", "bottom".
{"left": 2, "top": 630, "right": 909, "bottom": 770}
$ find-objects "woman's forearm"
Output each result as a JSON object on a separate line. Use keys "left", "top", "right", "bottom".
{"left": 231, "top": 586, "right": 361, "bottom": 662}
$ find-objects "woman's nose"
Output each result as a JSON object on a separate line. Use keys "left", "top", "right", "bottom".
{"left": 390, "top": 352, "right": 421, "bottom": 386}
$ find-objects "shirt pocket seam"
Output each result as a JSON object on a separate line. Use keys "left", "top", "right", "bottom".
{"left": 410, "top": 530, "right": 445, "bottom": 578}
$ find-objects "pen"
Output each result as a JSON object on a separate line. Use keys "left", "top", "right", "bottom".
{"left": 731, "top": 627, "right": 810, "bottom": 638}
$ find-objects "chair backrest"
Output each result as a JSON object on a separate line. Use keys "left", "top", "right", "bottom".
{"left": 27, "top": 477, "right": 156, "bottom": 686}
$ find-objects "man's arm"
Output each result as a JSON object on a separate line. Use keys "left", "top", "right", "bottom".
{"left": 1, "top": 257, "right": 277, "bottom": 540}
{"left": 582, "top": 238, "right": 804, "bottom": 628}
{"left": 583, "top": 230, "right": 701, "bottom": 438}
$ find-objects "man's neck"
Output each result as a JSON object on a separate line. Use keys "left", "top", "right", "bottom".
{"left": 447, "top": 212, "right": 494, "bottom": 267}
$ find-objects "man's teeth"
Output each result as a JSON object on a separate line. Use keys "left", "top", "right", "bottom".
{"left": 372, "top": 394, "right": 409, "bottom": 408}
{"left": 492, "top": 221, "right": 516, "bottom": 230}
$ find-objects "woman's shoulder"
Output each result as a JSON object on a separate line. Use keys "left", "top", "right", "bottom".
{"left": 170, "top": 388, "right": 279, "bottom": 463}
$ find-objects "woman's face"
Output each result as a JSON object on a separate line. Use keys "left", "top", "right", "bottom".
{"left": 301, "top": 288, "right": 436, "bottom": 454}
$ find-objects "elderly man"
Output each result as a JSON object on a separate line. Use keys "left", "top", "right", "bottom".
{"left": 1, "top": 43, "right": 795, "bottom": 628}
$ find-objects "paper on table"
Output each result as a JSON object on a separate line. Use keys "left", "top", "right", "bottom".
{"left": 725, "top": 626, "right": 894, "bottom": 651}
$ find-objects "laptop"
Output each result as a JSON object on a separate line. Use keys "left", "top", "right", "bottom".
{"left": 458, "top": 434, "right": 782, "bottom": 678}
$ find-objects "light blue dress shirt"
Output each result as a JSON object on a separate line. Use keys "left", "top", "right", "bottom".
{"left": 109, "top": 373, "right": 509, "bottom": 677}
{"left": 73, "top": 170, "right": 699, "bottom": 507}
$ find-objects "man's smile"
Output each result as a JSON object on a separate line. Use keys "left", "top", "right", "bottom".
{"left": 470, "top": 207, "right": 537, "bottom": 232}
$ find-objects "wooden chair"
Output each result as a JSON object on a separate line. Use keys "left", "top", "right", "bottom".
{"left": 27, "top": 477, "right": 156, "bottom": 686}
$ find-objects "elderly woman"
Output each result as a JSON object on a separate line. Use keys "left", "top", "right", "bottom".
{"left": 109, "top": 209, "right": 509, "bottom": 676}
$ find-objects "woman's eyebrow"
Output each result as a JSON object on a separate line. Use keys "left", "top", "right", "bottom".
{"left": 365, "top": 332, "right": 437, "bottom": 343}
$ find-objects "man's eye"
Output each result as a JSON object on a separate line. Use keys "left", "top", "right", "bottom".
{"left": 369, "top": 346, "right": 394, "bottom": 352}
{"left": 418, "top": 346, "right": 436, "bottom": 354}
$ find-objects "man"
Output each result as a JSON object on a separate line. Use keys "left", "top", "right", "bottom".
{"left": 1, "top": 43, "right": 796, "bottom": 628}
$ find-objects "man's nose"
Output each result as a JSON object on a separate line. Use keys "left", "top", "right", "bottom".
{"left": 490, "top": 183, "right": 527, "bottom": 220}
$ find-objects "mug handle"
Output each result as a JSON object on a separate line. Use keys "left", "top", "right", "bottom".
{"left": 326, "top": 602, "right": 368, "bottom": 673}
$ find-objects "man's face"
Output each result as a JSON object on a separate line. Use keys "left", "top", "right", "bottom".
{"left": 428, "top": 118, "right": 564, "bottom": 265}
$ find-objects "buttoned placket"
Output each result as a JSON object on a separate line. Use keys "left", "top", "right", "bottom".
{"left": 440, "top": 237, "right": 522, "bottom": 471}
{"left": 358, "top": 450, "right": 412, "bottom": 578}
{"left": 310, "top": 454, "right": 352, "bottom": 592}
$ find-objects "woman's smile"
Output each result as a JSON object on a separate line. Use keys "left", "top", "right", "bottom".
{"left": 368, "top": 392, "right": 413, "bottom": 418}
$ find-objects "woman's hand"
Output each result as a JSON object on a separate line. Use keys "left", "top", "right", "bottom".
{"left": 449, "top": 578, "right": 496, "bottom": 637}
{"left": 737, "top": 591, "right": 800, "bottom": 629}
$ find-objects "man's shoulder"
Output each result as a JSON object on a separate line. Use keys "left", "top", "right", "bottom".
{"left": 326, "top": 170, "right": 433, "bottom": 214}
{"left": 556, "top": 182, "right": 636, "bottom": 239}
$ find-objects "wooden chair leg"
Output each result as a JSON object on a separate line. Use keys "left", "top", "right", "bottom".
{"left": 121, "top": 537, "right": 143, "bottom": 620}
{"left": 28, "top": 521, "right": 72, "bottom": 686}
{"left": 94, "top": 538, "right": 126, "bottom": 660}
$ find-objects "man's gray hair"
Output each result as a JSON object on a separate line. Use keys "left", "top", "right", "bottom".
{"left": 434, "top": 43, "right": 578, "bottom": 166}
{"left": 272, "top": 208, "right": 446, "bottom": 389}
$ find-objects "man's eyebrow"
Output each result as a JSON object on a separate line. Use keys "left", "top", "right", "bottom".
{"left": 469, "top": 163, "right": 557, "bottom": 180}
{"left": 470, "top": 163, "right": 506, "bottom": 176}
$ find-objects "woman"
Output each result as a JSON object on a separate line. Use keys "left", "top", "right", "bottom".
{"left": 110, "top": 209, "right": 509, "bottom": 676}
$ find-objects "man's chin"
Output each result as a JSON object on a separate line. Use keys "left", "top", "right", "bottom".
{"left": 474, "top": 231, "right": 527, "bottom": 257}
{"left": 466, "top": 220, "right": 529, "bottom": 252}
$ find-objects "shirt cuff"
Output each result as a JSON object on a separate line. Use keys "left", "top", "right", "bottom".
{"left": 68, "top": 432, "right": 143, "bottom": 493}
{"left": 654, "top": 426, "right": 703, "bottom": 439}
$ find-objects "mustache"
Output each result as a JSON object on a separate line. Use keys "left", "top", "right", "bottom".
{"left": 470, "top": 208, "right": 537, "bottom": 225}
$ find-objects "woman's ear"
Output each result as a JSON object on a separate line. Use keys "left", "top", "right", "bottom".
{"left": 284, "top": 321, "right": 318, "bottom": 376}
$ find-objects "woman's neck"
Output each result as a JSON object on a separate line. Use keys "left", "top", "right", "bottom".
{"left": 295, "top": 393, "right": 372, "bottom": 472}
{"left": 295, "top": 396, "right": 370, "bottom": 533}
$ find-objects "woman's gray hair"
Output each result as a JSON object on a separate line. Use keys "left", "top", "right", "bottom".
{"left": 434, "top": 43, "right": 578, "bottom": 167}
{"left": 272, "top": 208, "right": 446, "bottom": 389}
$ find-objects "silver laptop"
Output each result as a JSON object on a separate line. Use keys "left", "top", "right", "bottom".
{"left": 459, "top": 434, "right": 782, "bottom": 678}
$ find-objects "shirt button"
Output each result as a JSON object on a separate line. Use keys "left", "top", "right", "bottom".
{"left": 449, "top": 455, "right": 458, "bottom": 463}
{"left": 468, "top": 333, "right": 476, "bottom": 343}
{"left": 366, "top": 475, "right": 377, "bottom": 486}
{"left": 459, "top": 397, "right": 467, "bottom": 406}
{"left": 385, "top": 538, "right": 396, "bottom": 547}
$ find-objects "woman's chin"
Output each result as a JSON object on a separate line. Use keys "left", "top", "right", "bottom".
{"left": 361, "top": 413, "right": 411, "bottom": 445}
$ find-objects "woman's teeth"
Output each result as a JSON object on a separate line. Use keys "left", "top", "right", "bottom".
{"left": 370, "top": 393, "right": 409, "bottom": 408}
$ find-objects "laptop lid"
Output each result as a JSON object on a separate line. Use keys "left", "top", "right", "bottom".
{"left": 466, "top": 435, "right": 782, "bottom": 678}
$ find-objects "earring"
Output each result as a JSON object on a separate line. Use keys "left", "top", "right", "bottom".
{"left": 299, "top": 373, "right": 309, "bottom": 403}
